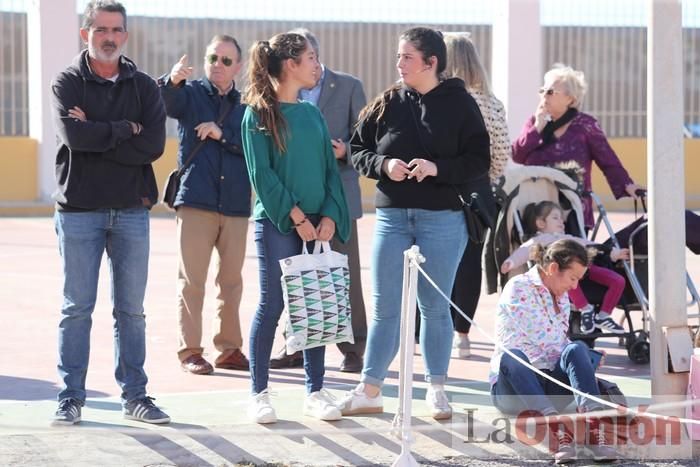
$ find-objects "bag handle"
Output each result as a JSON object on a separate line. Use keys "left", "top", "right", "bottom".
{"left": 312, "top": 241, "right": 332, "bottom": 255}
{"left": 176, "top": 98, "right": 236, "bottom": 177}
{"left": 300, "top": 241, "right": 332, "bottom": 256}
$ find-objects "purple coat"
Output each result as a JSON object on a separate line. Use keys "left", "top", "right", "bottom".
{"left": 512, "top": 112, "right": 633, "bottom": 227}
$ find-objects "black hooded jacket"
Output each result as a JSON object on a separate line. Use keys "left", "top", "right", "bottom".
{"left": 51, "top": 50, "right": 166, "bottom": 210}
{"left": 350, "top": 78, "right": 490, "bottom": 210}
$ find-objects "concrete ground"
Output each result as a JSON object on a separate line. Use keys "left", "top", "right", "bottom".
{"left": 1, "top": 210, "right": 700, "bottom": 466}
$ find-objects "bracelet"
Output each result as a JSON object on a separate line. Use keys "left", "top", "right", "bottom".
{"left": 293, "top": 216, "right": 308, "bottom": 227}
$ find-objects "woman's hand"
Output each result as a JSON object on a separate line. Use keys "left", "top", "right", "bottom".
{"left": 290, "top": 207, "right": 317, "bottom": 242}
{"left": 294, "top": 219, "right": 317, "bottom": 242}
{"left": 407, "top": 158, "right": 437, "bottom": 182}
{"left": 610, "top": 247, "right": 630, "bottom": 262}
{"left": 382, "top": 158, "right": 411, "bottom": 181}
{"left": 534, "top": 99, "right": 551, "bottom": 133}
{"left": 500, "top": 259, "right": 514, "bottom": 274}
{"left": 316, "top": 217, "right": 336, "bottom": 242}
{"left": 625, "top": 183, "right": 645, "bottom": 199}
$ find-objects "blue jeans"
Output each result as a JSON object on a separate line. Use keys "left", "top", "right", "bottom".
{"left": 491, "top": 341, "right": 602, "bottom": 415}
{"left": 249, "top": 217, "right": 325, "bottom": 394}
{"left": 362, "top": 208, "right": 467, "bottom": 386}
{"left": 55, "top": 208, "right": 150, "bottom": 403}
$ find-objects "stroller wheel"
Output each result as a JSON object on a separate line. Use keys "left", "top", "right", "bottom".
{"left": 627, "top": 338, "right": 650, "bottom": 364}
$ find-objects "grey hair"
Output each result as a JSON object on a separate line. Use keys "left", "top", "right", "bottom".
{"left": 82, "top": 0, "right": 127, "bottom": 31}
{"left": 288, "top": 27, "right": 320, "bottom": 58}
{"left": 443, "top": 32, "right": 491, "bottom": 95}
{"left": 545, "top": 63, "right": 587, "bottom": 109}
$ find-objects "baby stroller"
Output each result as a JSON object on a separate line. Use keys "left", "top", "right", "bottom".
{"left": 486, "top": 165, "right": 649, "bottom": 363}
{"left": 588, "top": 193, "right": 700, "bottom": 363}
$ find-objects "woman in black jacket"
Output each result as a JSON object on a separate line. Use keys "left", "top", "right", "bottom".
{"left": 338, "top": 27, "right": 490, "bottom": 420}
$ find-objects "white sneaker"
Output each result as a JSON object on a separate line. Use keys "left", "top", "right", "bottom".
{"left": 248, "top": 389, "right": 277, "bottom": 424}
{"left": 304, "top": 389, "right": 342, "bottom": 421}
{"left": 338, "top": 384, "right": 383, "bottom": 416}
{"left": 426, "top": 385, "right": 452, "bottom": 420}
{"left": 452, "top": 333, "right": 471, "bottom": 358}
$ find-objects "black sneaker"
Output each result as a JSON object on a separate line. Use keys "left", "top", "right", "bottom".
{"left": 594, "top": 313, "right": 625, "bottom": 335}
{"left": 269, "top": 347, "right": 303, "bottom": 369}
{"left": 52, "top": 398, "right": 83, "bottom": 425}
{"left": 123, "top": 396, "right": 171, "bottom": 424}
{"left": 579, "top": 307, "right": 596, "bottom": 334}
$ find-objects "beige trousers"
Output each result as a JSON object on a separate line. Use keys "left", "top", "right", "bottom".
{"left": 176, "top": 206, "right": 248, "bottom": 363}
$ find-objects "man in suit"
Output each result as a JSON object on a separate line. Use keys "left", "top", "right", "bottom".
{"left": 270, "top": 28, "right": 368, "bottom": 373}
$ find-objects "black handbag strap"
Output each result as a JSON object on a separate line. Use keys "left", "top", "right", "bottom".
{"left": 176, "top": 97, "right": 236, "bottom": 177}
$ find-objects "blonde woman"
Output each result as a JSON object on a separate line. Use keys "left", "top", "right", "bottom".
{"left": 443, "top": 32, "right": 510, "bottom": 358}
{"left": 512, "top": 64, "right": 643, "bottom": 229}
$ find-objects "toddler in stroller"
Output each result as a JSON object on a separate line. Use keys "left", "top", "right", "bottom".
{"left": 501, "top": 200, "right": 629, "bottom": 334}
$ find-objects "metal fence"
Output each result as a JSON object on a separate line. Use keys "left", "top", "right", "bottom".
{"left": 1, "top": 6, "right": 699, "bottom": 138}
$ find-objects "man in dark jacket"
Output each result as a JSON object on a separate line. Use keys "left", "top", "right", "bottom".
{"left": 50, "top": 0, "right": 169, "bottom": 425}
{"left": 159, "top": 35, "right": 251, "bottom": 375}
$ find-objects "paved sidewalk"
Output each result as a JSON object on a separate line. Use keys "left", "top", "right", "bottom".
{"left": 1, "top": 212, "right": 699, "bottom": 466}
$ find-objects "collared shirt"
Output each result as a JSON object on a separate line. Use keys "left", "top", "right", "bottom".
{"left": 299, "top": 65, "right": 325, "bottom": 105}
{"left": 489, "top": 266, "right": 571, "bottom": 386}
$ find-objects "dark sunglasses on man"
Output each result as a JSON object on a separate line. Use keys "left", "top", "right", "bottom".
{"left": 207, "top": 54, "right": 233, "bottom": 67}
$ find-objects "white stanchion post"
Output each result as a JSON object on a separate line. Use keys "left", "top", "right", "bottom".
{"left": 392, "top": 246, "right": 425, "bottom": 467}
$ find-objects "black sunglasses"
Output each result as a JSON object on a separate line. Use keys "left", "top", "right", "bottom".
{"left": 207, "top": 54, "right": 233, "bottom": 67}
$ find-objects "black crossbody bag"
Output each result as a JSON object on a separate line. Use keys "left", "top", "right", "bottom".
{"left": 162, "top": 98, "right": 235, "bottom": 209}
{"left": 406, "top": 93, "right": 493, "bottom": 243}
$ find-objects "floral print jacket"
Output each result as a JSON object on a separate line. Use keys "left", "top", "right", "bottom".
{"left": 489, "top": 266, "right": 571, "bottom": 386}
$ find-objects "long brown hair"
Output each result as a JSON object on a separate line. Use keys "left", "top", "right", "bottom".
{"left": 243, "top": 33, "right": 307, "bottom": 153}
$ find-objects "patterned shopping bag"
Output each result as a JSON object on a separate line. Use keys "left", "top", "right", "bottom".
{"left": 280, "top": 241, "right": 354, "bottom": 353}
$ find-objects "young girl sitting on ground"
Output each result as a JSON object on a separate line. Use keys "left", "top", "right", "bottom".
{"left": 500, "top": 201, "right": 628, "bottom": 334}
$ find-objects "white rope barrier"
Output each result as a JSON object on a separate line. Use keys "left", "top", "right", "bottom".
{"left": 391, "top": 246, "right": 423, "bottom": 467}
{"left": 411, "top": 261, "right": 700, "bottom": 426}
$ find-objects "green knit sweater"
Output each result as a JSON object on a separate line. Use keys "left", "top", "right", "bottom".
{"left": 241, "top": 101, "right": 350, "bottom": 243}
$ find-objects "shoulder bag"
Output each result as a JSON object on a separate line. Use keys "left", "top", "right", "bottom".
{"left": 162, "top": 98, "right": 235, "bottom": 209}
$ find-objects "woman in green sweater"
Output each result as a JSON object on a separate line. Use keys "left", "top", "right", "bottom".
{"left": 241, "top": 32, "right": 350, "bottom": 424}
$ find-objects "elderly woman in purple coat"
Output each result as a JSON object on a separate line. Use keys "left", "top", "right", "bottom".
{"left": 512, "top": 63, "right": 644, "bottom": 229}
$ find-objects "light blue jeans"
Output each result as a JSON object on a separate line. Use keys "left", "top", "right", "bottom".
{"left": 54, "top": 208, "right": 150, "bottom": 403}
{"left": 361, "top": 208, "right": 467, "bottom": 386}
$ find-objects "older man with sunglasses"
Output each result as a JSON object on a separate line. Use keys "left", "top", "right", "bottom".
{"left": 159, "top": 35, "right": 251, "bottom": 375}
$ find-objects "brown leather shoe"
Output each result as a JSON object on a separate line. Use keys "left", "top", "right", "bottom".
{"left": 215, "top": 348, "right": 250, "bottom": 371}
{"left": 269, "top": 347, "right": 303, "bottom": 369}
{"left": 181, "top": 354, "right": 214, "bottom": 375}
{"left": 339, "top": 352, "right": 363, "bottom": 373}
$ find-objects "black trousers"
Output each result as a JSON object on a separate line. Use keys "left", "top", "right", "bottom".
{"left": 450, "top": 238, "right": 484, "bottom": 333}
{"left": 415, "top": 237, "right": 484, "bottom": 339}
